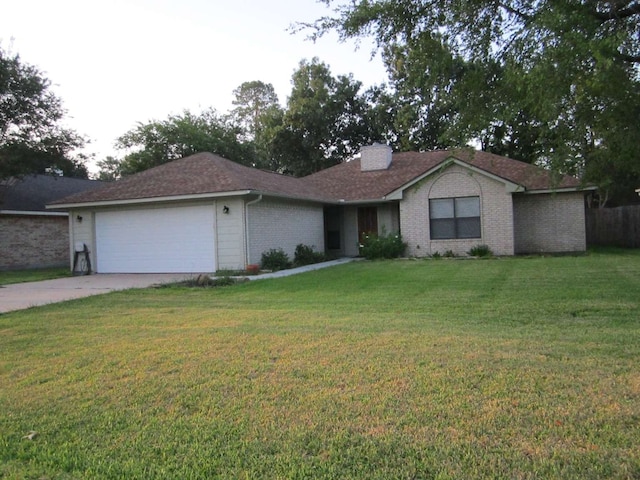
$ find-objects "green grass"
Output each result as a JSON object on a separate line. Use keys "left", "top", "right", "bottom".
{"left": 1, "top": 250, "right": 639, "bottom": 479}
{"left": 0, "top": 267, "right": 70, "bottom": 285}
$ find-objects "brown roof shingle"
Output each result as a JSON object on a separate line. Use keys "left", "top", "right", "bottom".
{"left": 303, "top": 149, "right": 583, "bottom": 201}
{"left": 51, "top": 149, "right": 585, "bottom": 207}
{"left": 51, "top": 152, "right": 331, "bottom": 205}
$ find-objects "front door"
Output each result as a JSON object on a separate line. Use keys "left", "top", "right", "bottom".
{"left": 358, "top": 206, "right": 378, "bottom": 244}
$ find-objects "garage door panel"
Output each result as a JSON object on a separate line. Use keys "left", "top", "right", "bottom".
{"left": 96, "top": 205, "right": 215, "bottom": 273}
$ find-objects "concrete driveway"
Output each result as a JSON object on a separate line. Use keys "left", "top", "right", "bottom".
{"left": 0, "top": 274, "right": 191, "bottom": 314}
{"left": 0, "top": 258, "right": 358, "bottom": 314}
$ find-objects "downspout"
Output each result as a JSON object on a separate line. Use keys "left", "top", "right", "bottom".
{"left": 244, "top": 194, "right": 263, "bottom": 266}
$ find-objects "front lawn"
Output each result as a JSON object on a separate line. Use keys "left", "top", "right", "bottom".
{"left": 0, "top": 267, "right": 70, "bottom": 285}
{"left": 1, "top": 251, "right": 639, "bottom": 479}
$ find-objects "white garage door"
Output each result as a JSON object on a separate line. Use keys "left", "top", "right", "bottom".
{"left": 96, "top": 205, "right": 215, "bottom": 273}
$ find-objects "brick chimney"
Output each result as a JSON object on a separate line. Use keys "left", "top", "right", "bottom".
{"left": 360, "top": 143, "right": 392, "bottom": 171}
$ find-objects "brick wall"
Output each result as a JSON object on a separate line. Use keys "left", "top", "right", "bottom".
{"left": 513, "top": 192, "right": 586, "bottom": 253}
{"left": 0, "top": 214, "right": 69, "bottom": 270}
{"left": 247, "top": 197, "right": 325, "bottom": 265}
{"left": 400, "top": 165, "right": 515, "bottom": 257}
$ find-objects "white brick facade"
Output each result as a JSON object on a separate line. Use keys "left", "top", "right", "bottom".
{"left": 360, "top": 144, "right": 393, "bottom": 171}
{"left": 400, "top": 164, "right": 515, "bottom": 256}
{"left": 247, "top": 197, "right": 325, "bottom": 266}
{"left": 513, "top": 192, "right": 586, "bottom": 253}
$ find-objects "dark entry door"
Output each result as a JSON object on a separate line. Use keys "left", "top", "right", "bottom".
{"left": 358, "top": 207, "right": 378, "bottom": 243}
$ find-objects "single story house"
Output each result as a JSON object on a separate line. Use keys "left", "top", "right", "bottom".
{"left": 49, "top": 145, "right": 594, "bottom": 273}
{"left": 0, "top": 174, "right": 104, "bottom": 270}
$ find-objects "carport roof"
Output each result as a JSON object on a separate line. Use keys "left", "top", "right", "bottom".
{"left": 50, "top": 153, "right": 332, "bottom": 207}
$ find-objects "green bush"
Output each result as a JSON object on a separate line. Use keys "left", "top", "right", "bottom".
{"left": 359, "top": 231, "right": 407, "bottom": 260}
{"left": 260, "top": 248, "right": 291, "bottom": 271}
{"left": 294, "top": 244, "right": 326, "bottom": 267}
{"left": 468, "top": 244, "right": 493, "bottom": 257}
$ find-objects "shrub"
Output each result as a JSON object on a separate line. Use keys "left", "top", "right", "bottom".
{"left": 293, "top": 244, "right": 326, "bottom": 267}
{"left": 431, "top": 251, "right": 442, "bottom": 259}
{"left": 359, "top": 231, "right": 407, "bottom": 260}
{"left": 444, "top": 250, "right": 457, "bottom": 258}
{"left": 260, "top": 248, "right": 291, "bottom": 271}
{"left": 468, "top": 244, "right": 493, "bottom": 257}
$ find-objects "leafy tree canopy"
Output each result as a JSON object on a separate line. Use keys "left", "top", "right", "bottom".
{"left": 114, "top": 108, "right": 256, "bottom": 176}
{"left": 304, "top": 0, "right": 640, "bottom": 205}
{"left": 0, "top": 46, "right": 87, "bottom": 180}
{"left": 266, "top": 58, "right": 385, "bottom": 176}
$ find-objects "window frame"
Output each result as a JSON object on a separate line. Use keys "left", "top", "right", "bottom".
{"left": 429, "top": 196, "right": 481, "bottom": 240}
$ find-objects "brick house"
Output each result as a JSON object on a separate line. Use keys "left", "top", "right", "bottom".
{"left": 0, "top": 175, "right": 104, "bottom": 270}
{"left": 49, "top": 146, "right": 593, "bottom": 273}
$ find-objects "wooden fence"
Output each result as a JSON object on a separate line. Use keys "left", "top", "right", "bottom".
{"left": 586, "top": 205, "right": 640, "bottom": 248}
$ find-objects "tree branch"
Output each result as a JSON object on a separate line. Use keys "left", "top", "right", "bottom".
{"left": 616, "top": 52, "right": 640, "bottom": 63}
{"left": 497, "top": 1, "right": 532, "bottom": 21}
{"left": 592, "top": 2, "right": 640, "bottom": 21}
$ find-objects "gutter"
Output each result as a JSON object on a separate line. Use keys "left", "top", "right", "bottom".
{"left": 1, "top": 209, "right": 68, "bottom": 217}
{"left": 46, "top": 190, "right": 253, "bottom": 210}
{"left": 520, "top": 185, "right": 598, "bottom": 195}
{"left": 46, "top": 189, "right": 330, "bottom": 210}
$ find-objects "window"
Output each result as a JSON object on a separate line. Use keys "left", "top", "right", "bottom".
{"left": 429, "top": 197, "right": 481, "bottom": 239}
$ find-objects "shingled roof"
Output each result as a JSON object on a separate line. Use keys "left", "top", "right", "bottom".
{"left": 51, "top": 152, "right": 331, "bottom": 206}
{"left": 303, "top": 149, "right": 583, "bottom": 201}
{"left": 0, "top": 174, "right": 104, "bottom": 212}
{"left": 50, "top": 149, "right": 586, "bottom": 208}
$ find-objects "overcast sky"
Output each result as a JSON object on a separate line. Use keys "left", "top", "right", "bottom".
{"left": 1, "top": 0, "right": 388, "bottom": 172}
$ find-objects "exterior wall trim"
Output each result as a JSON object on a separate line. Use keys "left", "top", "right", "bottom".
{"left": 49, "top": 190, "right": 253, "bottom": 209}
{"left": 1, "top": 210, "right": 68, "bottom": 217}
{"left": 521, "top": 186, "right": 597, "bottom": 195}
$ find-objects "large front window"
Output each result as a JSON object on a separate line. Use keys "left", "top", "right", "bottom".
{"left": 429, "top": 197, "right": 481, "bottom": 239}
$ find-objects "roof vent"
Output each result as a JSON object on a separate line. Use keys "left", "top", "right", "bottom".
{"left": 360, "top": 143, "right": 392, "bottom": 171}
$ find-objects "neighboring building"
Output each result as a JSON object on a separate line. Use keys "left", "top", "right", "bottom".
{"left": 1, "top": 175, "right": 104, "bottom": 270}
{"left": 49, "top": 146, "right": 594, "bottom": 273}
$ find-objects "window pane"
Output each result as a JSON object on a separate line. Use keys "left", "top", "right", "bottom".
{"left": 430, "top": 199, "right": 454, "bottom": 219}
{"left": 431, "top": 218, "right": 456, "bottom": 239}
{"left": 455, "top": 197, "right": 480, "bottom": 218}
{"left": 457, "top": 217, "right": 481, "bottom": 238}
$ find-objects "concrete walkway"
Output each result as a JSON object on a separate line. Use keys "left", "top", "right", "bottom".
{"left": 242, "top": 257, "right": 357, "bottom": 280}
{"left": 0, "top": 258, "right": 357, "bottom": 314}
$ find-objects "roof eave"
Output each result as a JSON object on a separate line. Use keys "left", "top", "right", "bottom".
{"left": 47, "top": 190, "right": 254, "bottom": 209}
{"left": 1, "top": 209, "right": 68, "bottom": 217}
{"left": 250, "top": 190, "right": 332, "bottom": 204}
{"left": 519, "top": 186, "right": 598, "bottom": 195}
{"left": 334, "top": 198, "right": 390, "bottom": 205}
